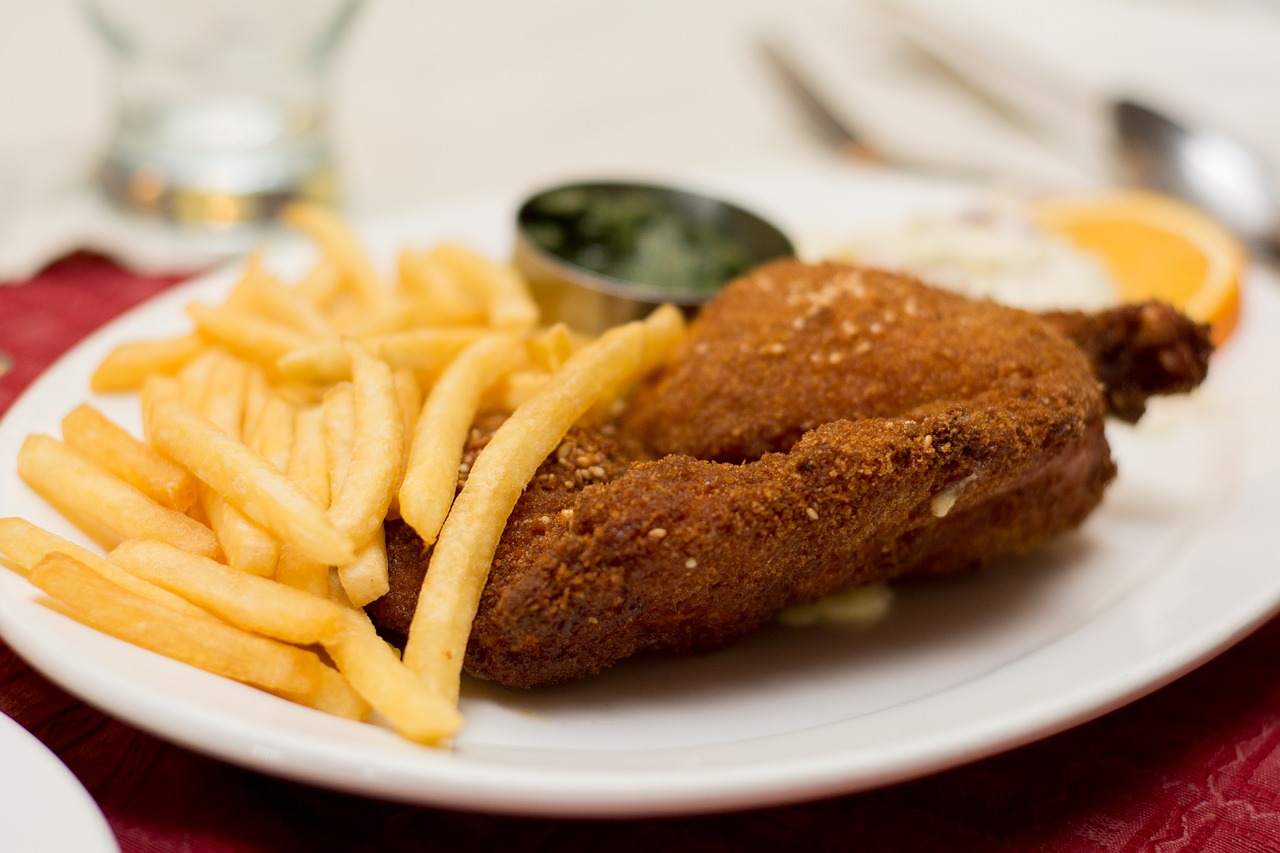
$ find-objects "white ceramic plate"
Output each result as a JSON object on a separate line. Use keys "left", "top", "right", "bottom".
{"left": 0, "top": 712, "right": 118, "bottom": 852}
{"left": 1, "top": 166, "right": 1278, "bottom": 818}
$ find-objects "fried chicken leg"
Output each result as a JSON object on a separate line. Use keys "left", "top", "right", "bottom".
{"left": 372, "top": 261, "right": 1212, "bottom": 688}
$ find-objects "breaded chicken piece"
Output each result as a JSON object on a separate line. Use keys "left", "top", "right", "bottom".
{"left": 372, "top": 261, "right": 1211, "bottom": 688}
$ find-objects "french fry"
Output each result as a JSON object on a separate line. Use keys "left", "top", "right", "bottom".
{"left": 0, "top": 517, "right": 211, "bottom": 617}
{"left": 590, "top": 303, "right": 685, "bottom": 420}
{"left": 248, "top": 392, "right": 295, "bottom": 474}
{"left": 196, "top": 353, "right": 280, "bottom": 576}
{"left": 399, "top": 332, "right": 525, "bottom": 544}
{"left": 241, "top": 365, "right": 273, "bottom": 441}
{"left": 109, "top": 539, "right": 344, "bottom": 646}
{"left": 18, "top": 434, "right": 219, "bottom": 558}
{"left": 276, "top": 328, "right": 486, "bottom": 385}
{"left": 430, "top": 244, "right": 539, "bottom": 331}
{"left": 341, "top": 295, "right": 475, "bottom": 338}
{"left": 60, "top": 404, "right": 199, "bottom": 512}
{"left": 287, "top": 406, "right": 330, "bottom": 506}
{"left": 200, "top": 493, "right": 277, "bottom": 577}
{"left": 275, "top": 406, "right": 331, "bottom": 597}
{"left": 327, "top": 343, "right": 402, "bottom": 547}
{"left": 275, "top": 660, "right": 370, "bottom": 720}
{"left": 323, "top": 607, "right": 462, "bottom": 744}
{"left": 176, "top": 346, "right": 222, "bottom": 410}
{"left": 90, "top": 334, "right": 205, "bottom": 393}
{"left": 222, "top": 250, "right": 268, "bottom": 312}
{"left": 187, "top": 302, "right": 311, "bottom": 369}
{"left": 31, "top": 552, "right": 325, "bottom": 696}
{"left": 201, "top": 351, "right": 251, "bottom": 437}
{"left": 387, "top": 367, "right": 422, "bottom": 517}
{"left": 283, "top": 204, "right": 385, "bottom": 309}
{"left": 491, "top": 369, "right": 550, "bottom": 411}
{"left": 294, "top": 257, "right": 343, "bottom": 308}
{"left": 396, "top": 249, "right": 486, "bottom": 325}
{"left": 145, "top": 397, "right": 355, "bottom": 566}
{"left": 241, "top": 269, "right": 334, "bottom": 339}
{"left": 316, "top": 344, "right": 399, "bottom": 605}
{"left": 528, "top": 323, "right": 578, "bottom": 372}
{"left": 139, "top": 375, "right": 181, "bottom": 443}
{"left": 402, "top": 314, "right": 659, "bottom": 702}
{"left": 322, "top": 382, "right": 356, "bottom": 495}
{"left": 336, "top": 526, "right": 389, "bottom": 608}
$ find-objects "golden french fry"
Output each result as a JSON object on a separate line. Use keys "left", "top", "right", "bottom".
{"left": 287, "top": 406, "right": 329, "bottom": 506}
{"left": 273, "top": 545, "right": 329, "bottom": 598}
{"left": 276, "top": 339, "right": 352, "bottom": 386}
{"left": 323, "top": 607, "right": 462, "bottom": 744}
{"left": 187, "top": 302, "right": 312, "bottom": 368}
{"left": 109, "top": 539, "right": 344, "bottom": 646}
{"left": 294, "top": 257, "right": 343, "bottom": 307}
{"left": 275, "top": 406, "right": 331, "bottom": 597}
{"left": 139, "top": 375, "right": 181, "bottom": 444}
{"left": 177, "top": 346, "right": 234, "bottom": 420}
{"left": 636, "top": 303, "right": 685, "bottom": 372}
{"left": 221, "top": 250, "right": 268, "bottom": 314}
{"left": 241, "top": 269, "right": 334, "bottom": 339}
{"left": 200, "top": 350, "right": 251, "bottom": 437}
{"left": 0, "top": 517, "right": 211, "bottom": 617}
{"left": 90, "top": 334, "right": 205, "bottom": 393}
{"left": 145, "top": 397, "right": 355, "bottom": 566}
{"left": 249, "top": 392, "right": 295, "bottom": 474}
{"left": 399, "top": 332, "right": 525, "bottom": 544}
{"left": 31, "top": 552, "right": 324, "bottom": 696}
{"left": 402, "top": 314, "right": 659, "bottom": 702}
{"left": 241, "top": 365, "right": 273, "bottom": 441}
{"left": 387, "top": 367, "right": 422, "bottom": 516}
{"left": 18, "top": 434, "right": 219, "bottom": 558}
{"left": 396, "top": 249, "right": 486, "bottom": 325}
{"left": 276, "top": 328, "right": 486, "bottom": 385}
{"left": 327, "top": 343, "right": 402, "bottom": 546}
{"left": 528, "top": 323, "right": 578, "bottom": 372}
{"left": 283, "top": 204, "right": 385, "bottom": 308}
{"left": 175, "top": 346, "right": 222, "bottom": 410}
{"left": 492, "top": 368, "right": 551, "bottom": 411}
{"left": 336, "top": 526, "right": 389, "bottom": 608}
{"left": 341, "top": 294, "right": 476, "bottom": 338}
{"left": 275, "top": 660, "right": 370, "bottom": 720}
{"left": 322, "top": 381, "right": 356, "bottom": 495}
{"left": 201, "top": 491, "right": 278, "bottom": 577}
{"left": 60, "top": 403, "right": 199, "bottom": 512}
{"left": 429, "top": 244, "right": 539, "bottom": 330}
{"left": 589, "top": 303, "right": 685, "bottom": 421}
{"left": 195, "top": 354, "right": 280, "bottom": 576}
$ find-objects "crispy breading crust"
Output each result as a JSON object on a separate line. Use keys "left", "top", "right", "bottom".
{"left": 374, "top": 261, "right": 1208, "bottom": 688}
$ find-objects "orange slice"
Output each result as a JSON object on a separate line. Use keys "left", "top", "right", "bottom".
{"left": 1031, "top": 189, "right": 1245, "bottom": 345}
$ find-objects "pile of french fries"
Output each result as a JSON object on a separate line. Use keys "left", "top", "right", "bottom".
{"left": 0, "top": 204, "right": 684, "bottom": 745}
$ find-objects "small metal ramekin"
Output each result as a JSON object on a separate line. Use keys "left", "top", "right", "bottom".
{"left": 514, "top": 180, "right": 795, "bottom": 334}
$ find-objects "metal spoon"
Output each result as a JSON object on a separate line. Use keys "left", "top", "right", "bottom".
{"left": 1111, "top": 98, "right": 1280, "bottom": 253}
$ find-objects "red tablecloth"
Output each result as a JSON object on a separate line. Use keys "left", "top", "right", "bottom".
{"left": 3, "top": 255, "right": 1280, "bottom": 852}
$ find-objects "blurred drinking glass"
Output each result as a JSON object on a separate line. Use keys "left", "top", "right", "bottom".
{"left": 82, "top": 0, "right": 364, "bottom": 231}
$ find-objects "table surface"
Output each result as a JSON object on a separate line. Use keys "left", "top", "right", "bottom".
{"left": 3, "top": 256, "right": 1280, "bottom": 851}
